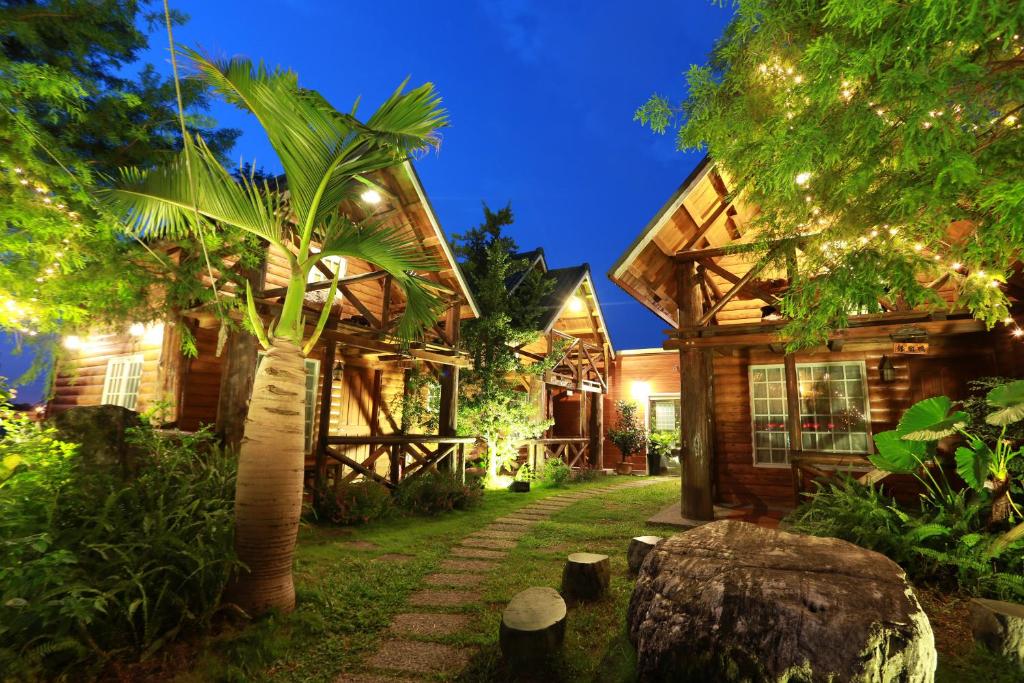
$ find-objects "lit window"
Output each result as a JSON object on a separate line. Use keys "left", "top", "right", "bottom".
{"left": 306, "top": 255, "right": 347, "bottom": 305}
{"left": 749, "top": 361, "right": 871, "bottom": 466}
{"left": 101, "top": 354, "right": 145, "bottom": 410}
{"left": 648, "top": 396, "right": 680, "bottom": 433}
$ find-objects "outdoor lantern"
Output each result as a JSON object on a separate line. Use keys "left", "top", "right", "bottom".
{"left": 761, "top": 304, "right": 783, "bottom": 321}
{"left": 332, "top": 361, "right": 345, "bottom": 382}
{"left": 879, "top": 355, "right": 896, "bottom": 383}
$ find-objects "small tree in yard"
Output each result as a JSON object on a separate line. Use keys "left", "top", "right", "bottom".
{"left": 102, "top": 51, "right": 447, "bottom": 615}
{"left": 608, "top": 400, "right": 648, "bottom": 466}
{"left": 453, "top": 205, "right": 554, "bottom": 483}
{"left": 636, "top": 1, "right": 1024, "bottom": 348}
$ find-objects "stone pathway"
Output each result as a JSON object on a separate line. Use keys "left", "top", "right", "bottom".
{"left": 337, "top": 477, "right": 663, "bottom": 681}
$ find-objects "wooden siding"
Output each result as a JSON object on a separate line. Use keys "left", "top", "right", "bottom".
{"left": 50, "top": 327, "right": 170, "bottom": 415}
{"left": 611, "top": 333, "right": 1024, "bottom": 508}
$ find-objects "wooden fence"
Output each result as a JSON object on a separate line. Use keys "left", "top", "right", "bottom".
{"left": 520, "top": 437, "right": 590, "bottom": 472}
{"left": 319, "top": 434, "right": 477, "bottom": 490}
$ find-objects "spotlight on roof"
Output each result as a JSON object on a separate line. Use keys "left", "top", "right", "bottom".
{"left": 360, "top": 189, "right": 382, "bottom": 204}
{"left": 568, "top": 295, "right": 585, "bottom": 313}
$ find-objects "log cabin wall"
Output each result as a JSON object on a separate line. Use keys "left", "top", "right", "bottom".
{"left": 50, "top": 325, "right": 171, "bottom": 417}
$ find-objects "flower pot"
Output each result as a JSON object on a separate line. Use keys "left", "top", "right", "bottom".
{"left": 616, "top": 461, "right": 633, "bottom": 475}
{"left": 510, "top": 480, "right": 531, "bottom": 493}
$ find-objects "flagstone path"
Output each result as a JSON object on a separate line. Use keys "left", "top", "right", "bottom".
{"left": 335, "top": 477, "right": 662, "bottom": 682}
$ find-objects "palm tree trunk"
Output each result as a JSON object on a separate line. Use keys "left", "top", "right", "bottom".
{"left": 989, "top": 475, "right": 1012, "bottom": 527}
{"left": 227, "top": 337, "right": 307, "bottom": 614}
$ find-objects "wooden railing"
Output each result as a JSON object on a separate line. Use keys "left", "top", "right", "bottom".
{"left": 520, "top": 437, "right": 590, "bottom": 471}
{"left": 790, "top": 452, "right": 882, "bottom": 505}
{"left": 319, "top": 435, "right": 477, "bottom": 490}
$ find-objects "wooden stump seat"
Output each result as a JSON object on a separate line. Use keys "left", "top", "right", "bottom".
{"left": 561, "top": 552, "right": 611, "bottom": 601}
{"left": 628, "top": 536, "right": 663, "bottom": 574}
{"left": 499, "top": 586, "right": 567, "bottom": 666}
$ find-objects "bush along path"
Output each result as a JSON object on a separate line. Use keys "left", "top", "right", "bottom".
{"left": 337, "top": 477, "right": 663, "bottom": 681}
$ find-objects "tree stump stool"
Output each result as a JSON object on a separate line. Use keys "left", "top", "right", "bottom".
{"left": 499, "top": 586, "right": 567, "bottom": 666}
{"left": 561, "top": 552, "right": 610, "bottom": 601}
{"left": 628, "top": 536, "right": 663, "bottom": 574}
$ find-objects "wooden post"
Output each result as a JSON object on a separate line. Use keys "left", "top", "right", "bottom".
{"left": 784, "top": 353, "right": 803, "bottom": 479}
{"left": 589, "top": 393, "right": 604, "bottom": 470}
{"left": 677, "top": 261, "right": 715, "bottom": 521}
{"left": 314, "top": 341, "right": 336, "bottom": 499}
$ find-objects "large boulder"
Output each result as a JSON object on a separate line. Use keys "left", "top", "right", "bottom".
{"left": 969, "top": 598, "right": 1024, "bottom": 667}
{"left": 628, "top": 520, "right": 936, "bottom": 682}
{"left": 51, "top": 405, "right": 147, "bottom": 478}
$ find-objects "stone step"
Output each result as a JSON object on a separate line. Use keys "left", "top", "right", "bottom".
{"left": 451, "top": 546, "right": 507, "bottom": 560}
{"left": 407, "top": 589, "right": 481, "bottom": 607}
{"left": 460, "top": 537, "right": 517, "bottom": 550}
{"left": 424, "top": 572, "right": 487, "bottom": 588}
{"left": 389, "top": 612, "right": 473, "bottom": 637}
{"left": 365, "top": 639, "right": 474, "bottom": 675}
{"left": 440, "top": 558, "right": 497, "bottom": 572}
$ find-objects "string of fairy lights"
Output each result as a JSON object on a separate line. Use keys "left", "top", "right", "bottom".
{"left": 754, "top": 33, "right": 1023, "bottom": 341}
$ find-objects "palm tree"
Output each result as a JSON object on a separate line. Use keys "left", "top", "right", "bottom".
{"left": 101, "top": 50, "right": 448, "bottom": 614}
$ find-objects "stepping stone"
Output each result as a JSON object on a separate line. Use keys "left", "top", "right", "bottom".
{"left": 441, "top": 558, "right": 497, "bottom": 572}
{"left": 390, "top": 612, "right": 473, "bottom": 637}
{"left": 471, "top": 529, "right": 524, "bottom": 540}
{"left": 510, "top": 510, "right": 551, "bottom": 518}
{"left": 344, "top": 540, "right": 380, "bottom": 550}
{"left": 489, "top": 523, "right": 532, "bottom": 533}
{"left": 561, "top": 552, "right": 611, "bottom": 601}
{"left": 500, "top": 587, "right": 567, "bottom": 667}
{"left": 424, "top": 572, "right": 487, "bottom": 588}
{"left": 531, "top": 503, "right": 570, "bottom": 509}
{"left": 408, "top": 589, "right": 481, "bottom": 607}
{"left": 494, "top": 516, "right": 538, "bottom": 525}
{"left": 461, "top": 537, "right": 517, "bottom": 550}
{"left": 373, "top": 553, "right": 414, "bottom": 563}
{"left": 366, "top": 639, "right": 473, "bottom": 675}
{"left": 335, "top": 673, "right": 418, "bottom": 682}
{"left": 452, "top": 547, "right": 507, "bottom": 560}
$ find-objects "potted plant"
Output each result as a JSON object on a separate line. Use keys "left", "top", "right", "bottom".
{"left": 648, "top": 430, "right": 678, "bottom": 476}
{"left": 608, "top": 400, "right": 648, "bottom": 476}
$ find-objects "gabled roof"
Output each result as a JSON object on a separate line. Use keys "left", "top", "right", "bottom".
{"left": 537, "top": 265, "right": 589, "bottom": 332}
{"left": 507, "top": 247, "right": 549, "bottom": 292}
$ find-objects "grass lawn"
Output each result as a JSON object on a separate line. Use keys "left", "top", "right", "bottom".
{"left": 168, "top": 477, "right": 1018, "bottom": 682}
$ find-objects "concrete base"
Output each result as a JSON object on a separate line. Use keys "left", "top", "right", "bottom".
{"left": 647, "top": 501, "right": 785, "bottom": 529}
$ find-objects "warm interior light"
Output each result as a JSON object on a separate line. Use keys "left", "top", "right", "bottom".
{"left": 360, "top": 189, "right": 382, "bottom": 204}
{"left": 568, "top": 295, "right": 585, "bottom": 313}
{"left": 631, "top": 381, "right": 651, "bottom": 402}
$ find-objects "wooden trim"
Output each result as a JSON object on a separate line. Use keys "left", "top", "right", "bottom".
{"left": 679, "top": 199, "right": 730, "bottom": 252}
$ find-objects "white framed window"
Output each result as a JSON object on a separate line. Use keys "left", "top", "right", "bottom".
{"left": 648, "top": 394, "right": 680, "bottom": 433}
{"left": 749, "top": 361, "right": 871, "bottom": 467}
{"left": 101, "top": 354, "right": 145, "bottom": 410}
{"left": 257, "top": 354, "right": 321, "bottom": 453}
{"left": 306, "top": 255, "right": 347, "bottom": 305}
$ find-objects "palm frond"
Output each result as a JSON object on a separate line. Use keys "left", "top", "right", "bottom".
{"left": 314, "top": 216, "right": 443, "bottom": 341}
{"left": 99, "top": 136, "right": 284, "bottom": 247}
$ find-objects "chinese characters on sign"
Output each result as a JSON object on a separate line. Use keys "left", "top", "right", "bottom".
{"left": 893, "top": 342, "right": 929, "bottom": 354}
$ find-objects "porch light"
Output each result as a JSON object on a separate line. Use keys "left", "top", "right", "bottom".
{"left": 332, "top": 361, "right": 345, "bottom": 382}
{"left": 360, "top": 189, "right": 382, "bottom": 204}
{"left": 568, "top": 295, "right": 585, "bottom": 313}
{"left": 879, "top": 355, "right": 896, "bottom": 383}
{"left": 761, "top": 305, "right": 783, "bottom": 321}
{"left": 631, "top": 381, "right": 651, "bottom": 402}
{"left": 64, "top": 335, "right": 82, "bottom": 351}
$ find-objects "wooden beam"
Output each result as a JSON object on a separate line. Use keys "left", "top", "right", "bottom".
{"left": 700, "top": 258, "right": 780, "bottom": 306}
{"left": 588, "top": 393, "right": 604, "bottom": 470}
{"left": 258, "top": 269, "right": 387, "bottom": 299}
{"left": 698, "top": 248, "right": 778, "bottom": 325}
{"left": 679, "top": 200, "right": 730, "bottom": 252}
{"left": 676, "top": 260, "right": 714, "bottom": 521}
{"left": 336, "top": 283, "right": 381, "bottom": 329}
{"left": 315, "top": 340, "right": 337, "bottom": 500}
{"left": 438, "top": 303, "right": 461, "bottom": 441}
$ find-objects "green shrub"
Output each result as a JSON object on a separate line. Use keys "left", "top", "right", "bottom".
{"left": 540, "top": 458, "right": 571, "bottom": 488}
{"left": 786, "top": 476, "right": 1024, "bottom": 601}
{"left": 395, "top": 471, "right": 481, "bottom": 515}
{"left": 312, "top": 480, "right": 394, "bottom": 525}
{"left": 0, "top": 403, "right": 239, "bottom": 679}
{"left": 572, "top": 461, "right": 601, "bottom": 483}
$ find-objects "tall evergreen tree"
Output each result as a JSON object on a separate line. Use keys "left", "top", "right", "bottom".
{"left": 637, "top": 0, "right": 1024, "bottom": 347}
{"left": 454, "top": 204, "right": 554, "bottom": 481}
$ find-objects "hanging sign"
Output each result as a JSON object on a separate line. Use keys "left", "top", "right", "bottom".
{"left": 893, "top": 341, "right": 929, "bottom": 354}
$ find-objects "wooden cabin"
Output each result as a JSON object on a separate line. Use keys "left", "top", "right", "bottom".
{"left": 609, "top": 157, "right": 1024, "bottom": 518}
{"left": 510, "top": 249, "right": 615, "bottom": 471}
{"left": 50, "top": 161, "right": 480, "bottom": 490}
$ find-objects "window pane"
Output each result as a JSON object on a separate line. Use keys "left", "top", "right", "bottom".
{"left": 796, "top": 362, "right": 870, "bottom": 454}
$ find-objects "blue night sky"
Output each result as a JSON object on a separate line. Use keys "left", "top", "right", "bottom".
{"left": 1, "top": 1, "right": 734, "bottom": 402}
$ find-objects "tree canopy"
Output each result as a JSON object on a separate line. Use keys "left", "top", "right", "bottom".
{"left": 637, "top": 0, "right": 1024, "bottom": 346}
{"left": 0, "top": 0, "right": 245, "bottom": 380}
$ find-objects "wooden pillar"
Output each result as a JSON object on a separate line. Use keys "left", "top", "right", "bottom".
{"left": 578, "top": 391, "right": 587, "bottom": 437}
{"left": 677, "top": 261, "right": 715, "bottom": 521}
{"left": 215, "top": 329, "right": 260, "bottom": 451}
{"left": 314, "top": 341, "right": 337, "bottom": 498}
{"left": 438, "top": 304, "right": 461, "bottom": 438}
{"left": 589, "top": 393, "right": 604, "bottom": 470}
{"left": 784, "top": 353, "right": 803, "bottom": 481}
